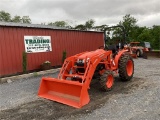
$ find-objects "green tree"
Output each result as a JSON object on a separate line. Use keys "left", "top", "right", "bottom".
{"left": 74, "top": 19, "right": 95, "bottom": 31}
{"left": 118, "top": 14, "right": 137, "bottom": 41}
{"left": 0, "top": 10, "right": 11, "bottom": 22}
{"left": 93, "top": 25, "right": 108, "bottom": 31}
{"left": 150, "top": 25, "right": 160, "bottom": 49}
{"left": 48, "top": 21, "right": 68, "bottom": 27}
{"left": 41, "top": 22, "right": 46, "bottom": 25}
{"left": 85, "top": 19, "right": 95, "bottom": 30}
{"left": 130, "top": 26, "right": 146, "bottom": 41}
{"left": 22, "top": 16, "right": 31, "bottom": 23}
{"left": 133, "top": 26, "right": 160, "bottom": 49}
{"left": 12, "top": 15, "right": 21, "bottom": 23}
{"left": 74, "top": 24, "right": 86, "bottom": 30}
{"left": 137, "top": 28, "right": 152, "bottom": 42}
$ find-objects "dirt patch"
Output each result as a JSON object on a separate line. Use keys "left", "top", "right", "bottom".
{"left": 0, "top": 77, "right": 145, "bottom": 120}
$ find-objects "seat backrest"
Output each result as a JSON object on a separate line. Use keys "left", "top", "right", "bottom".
{"left": 108, "top": 45, "right": 118, "bottom": 53}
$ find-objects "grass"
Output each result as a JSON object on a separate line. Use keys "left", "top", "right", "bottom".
{"left": 33, "top": 72, "right": 38, "bottom": 77}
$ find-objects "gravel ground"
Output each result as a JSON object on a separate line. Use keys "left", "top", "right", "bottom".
{"left": 59, "top": 58, "right": 160, "bottom": 120}
{"left": 0, "top": 72, "right": 59, "bottom": 110}
{"left": 0, "top": 58, "right": 160, "bottom": 120}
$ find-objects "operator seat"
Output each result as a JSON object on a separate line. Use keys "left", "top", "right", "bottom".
{"left": 107, "top": 44, "right": 118, "bottom": 54}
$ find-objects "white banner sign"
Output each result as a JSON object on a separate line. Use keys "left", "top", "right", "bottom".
{"left": 24, "top": 36, "right": 52, "bottom": 53}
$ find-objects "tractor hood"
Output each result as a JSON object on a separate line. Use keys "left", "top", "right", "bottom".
{"left": 77, "top": 49, "right": 108, "bottom": 60}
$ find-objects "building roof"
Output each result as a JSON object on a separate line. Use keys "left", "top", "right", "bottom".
{"left": 0, "top": 21, "right": 68, "bottom": 30}
{"left": 0, "top": 22, "right": 103, "bottom": 33}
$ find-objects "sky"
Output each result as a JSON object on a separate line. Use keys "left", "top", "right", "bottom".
{"left": 0, "top": 0, "right": 160, "bottom": 27}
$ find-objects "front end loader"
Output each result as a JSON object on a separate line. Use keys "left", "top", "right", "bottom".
{"left": 38, "top": 26, "right": 134, "bottom": 108}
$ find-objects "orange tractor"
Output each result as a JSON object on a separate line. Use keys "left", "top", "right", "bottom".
{"left": 38, "top": 26, "right": 134, "bottom": 108}
{"left": 125, "top": 41, "right": 151, "bottom": 57}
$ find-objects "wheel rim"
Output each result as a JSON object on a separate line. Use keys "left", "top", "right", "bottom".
{"left": 126, "top": 60, "right": 133, "bottom": 76}
{"left": 106, "top": 75, "right": 114, "bottom": 88}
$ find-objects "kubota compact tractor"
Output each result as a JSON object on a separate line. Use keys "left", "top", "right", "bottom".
{"left": 128, "top": 41, "right": 151, "bottom": 57}
{"left": 38, "top": 26, "right": 134, "bottom": 108}
{"left": 122, "top": 42, "right": 152, "bottom": 58}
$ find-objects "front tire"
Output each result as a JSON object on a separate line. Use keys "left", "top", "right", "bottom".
{"left": 118, "top": 54, "right": 134, "bottom": 81}
{"left": 99, "top": 71, "right": 114, "bottom": 91}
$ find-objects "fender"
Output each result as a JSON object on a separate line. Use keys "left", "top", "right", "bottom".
{"left": 114, "top": 49, "right": 128, "bottom": 68}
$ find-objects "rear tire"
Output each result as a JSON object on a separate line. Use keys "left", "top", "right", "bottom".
{"left": 118, "top": 54, "right": 134, "bottom": 81}
{"left": 99, "top": 71, "right": 114, "bottom": 91}
{"left": 136, "top": 49, "right": 143, "bottom": 57}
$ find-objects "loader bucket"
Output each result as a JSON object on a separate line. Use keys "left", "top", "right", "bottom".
{"left": 38, "top": 77, "right": 90, "bottom": 108}
{"left": 143, "top": 51, "right": 160, "bottom": 59}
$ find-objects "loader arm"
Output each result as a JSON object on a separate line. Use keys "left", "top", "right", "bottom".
{"left": 82, "top": 51, "right": 112, "bottom": 88}
{"left": 58, "top": 49, "right": 112, "bottom": 85}
{"left": 58, "top": 51, "right": 89, "bottom": 79}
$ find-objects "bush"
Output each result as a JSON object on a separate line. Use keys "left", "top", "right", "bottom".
{"left": 62, "top": 50, "right": 67, "bottom": 63}
{"left": 22, "top": 51, "right": 27, "bottom": 72}
{"left": 41, "top": 61, "right": 51, "bottom": 70}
